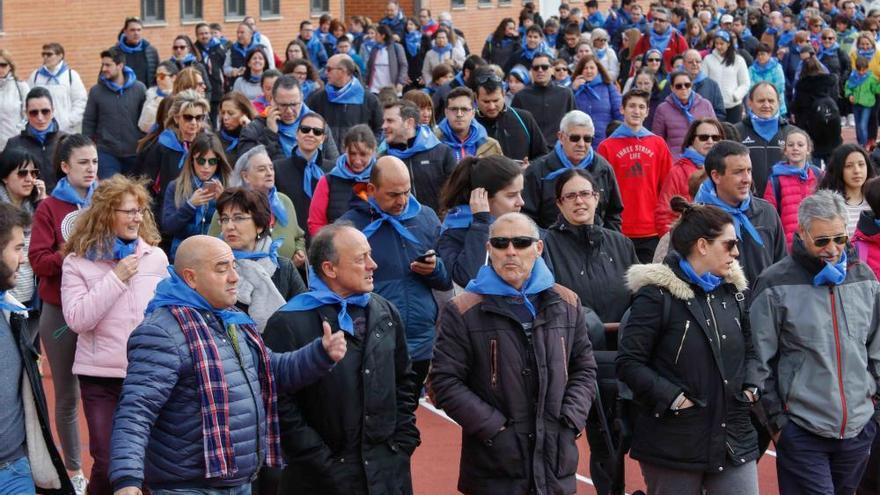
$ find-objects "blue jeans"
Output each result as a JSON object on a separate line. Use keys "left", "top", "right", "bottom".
{"left": 855, "top": 104, "right": 872, "bottom": 146}
{"left": 151, "top": 485, "right": 251, "bottom": 495}
{"left": 96, "top": 151, "right": 137, "bottom": 179}
{"left": 0, "top": 456, "right": 35, "bottom": 495}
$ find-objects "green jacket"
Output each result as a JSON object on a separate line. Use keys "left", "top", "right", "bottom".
{"left": 845, "top": 73, "right": 880, "bottom": 107}
{"left": 208, "top": 191, "right": 306, "bottom": 259}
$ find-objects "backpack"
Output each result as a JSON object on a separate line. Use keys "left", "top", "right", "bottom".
{"left": 807, "top": 95, "right": 841, "bottom": 134}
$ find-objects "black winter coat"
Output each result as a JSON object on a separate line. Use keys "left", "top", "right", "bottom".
{"left": 617, "top": 257, "right": 758, "bottom": 472}
{"left": 476, "top": 105, "right": 548, "bottom": 161}
{"left": 306, "top": 87, "right": 383, "bottom": 146}
{"left": 382, "top": 140, "right": 456, "bottom": 211}
{"left": 481, "top": 36, "right": 521, "bottom": 68}
{"left": 194, "top": 40, "right": 227, "bottom": 102}
{"left": 511, "top": 84, "right": 576, "bottom": 146}
{"left": 430, "top": 284, "right": 597, "bottom": 495}
{"left": 273, "top": 148, "right": 335, "bottom": 236}
{"left": 123, "top": 41, "right": 160, "bottom": 87}
{"left": 792, "top": 73, "right": 842, "bottom": 158}
{"left": 263, "top": 296, "right": 420, "bottom": 495}
{"left": 239, "top": 117, "right": 340, "bottom": 164}
{"left": 6, "top": 127, "right": 64, "bottom": 191}
{"left": 736, "top": 196, "right": 787, "bottom": 287}
{"left": 734, "top": 117, "right": 790, "bottom": 198}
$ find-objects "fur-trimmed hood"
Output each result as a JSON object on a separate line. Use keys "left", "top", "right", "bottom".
{"left": 625, "top": 261, "right": 748, "bottom": 300}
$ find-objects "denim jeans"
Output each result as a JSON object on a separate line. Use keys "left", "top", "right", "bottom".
{"left": 856, "top": 104, "right": 872, "bottom": 146}
{"left": 0, "top": 456, "right": 35, "bottom": 495}
{"left": 96, "top": 151, "right": 137, "bottom": 179}
{"left": 151, "top": 485, "right": 251, "bottom": 495}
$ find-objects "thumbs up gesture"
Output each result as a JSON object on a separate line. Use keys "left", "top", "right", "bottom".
{"left": 322, "top": 321, "right": 347, "bottom": 362}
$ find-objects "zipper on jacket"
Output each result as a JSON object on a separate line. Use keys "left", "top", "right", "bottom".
{"left": 829, "top": 288, "right": 849, "bottom": 439}
{"left": 674, "top": 320, "right": 690, "bottom": 365}
{"left": 706, "top": 295, "right": 722, "bottom": 354}
{"left": 489, "top": 338, "right": 498, "bottom": 389}
{"left": 561, "top": 336, "right": 569, "bottom": 382}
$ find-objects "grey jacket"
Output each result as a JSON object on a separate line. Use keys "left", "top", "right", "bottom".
{"left": 82, "top": 77, "right": 146, "bottom": 158}
{"left": 747, "top": 237, "right": 880, "bottom": 439}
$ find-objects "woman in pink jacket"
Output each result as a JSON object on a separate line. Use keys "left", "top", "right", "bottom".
{"left": 60, "top": 175, "right": 168, "bottom": 495}
{"left": 764, "top": 127, "right": 822, "bottom": 248}
{"left": 651, "top": 71, "right": 717, "bottom": 160}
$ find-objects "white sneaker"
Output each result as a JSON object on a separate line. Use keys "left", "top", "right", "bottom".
{"left": 70, "top": 473, "right": 88, "bottom": 495}
{"left": 848, "top": 114, "right": 856, "bottom": 127}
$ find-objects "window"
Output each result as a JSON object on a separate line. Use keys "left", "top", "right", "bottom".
{"left": 0, "top": 1, "right": 4, "bottom": 31}
{"left": 451, "top": 0, "right": 465, "bottom": 8}
{"left": 141, "top": 0, "right": 166, "bottom": 22}
{"left": 499, "top": 0, "right": 511, "bottom": 5}
{"left": 226, "top": 0, "right": 246, "bottom": 19}
{"left": 181, "top": 0, "right": 202, "bottom": 21}
{"left": 261, "top": 0, "right": 280, "bottom": 16}
{"left": 479, "top": 0, "right": 492, "bottom": 5}
{"left": 310, "top": 0, "right": 329, "bottom": 14}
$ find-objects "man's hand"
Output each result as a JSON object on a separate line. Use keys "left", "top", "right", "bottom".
{"left": 114, "top": 488, "right": 142, "bottom": 495}
{"left": 293, "top": 249, "right": 306, "bottom": 267}
{"left": 265, "top": 105, "right": 281, "bottom": 134}
{"left": 410, "top": 252, "right": 437, "bottom": 276}
{"left": 322, "top": 321, "right": 347, "bottom": 362}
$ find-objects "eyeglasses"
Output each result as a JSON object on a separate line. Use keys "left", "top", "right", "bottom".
{"left": 696, "top": 133, "right": 722, "bottom": 142}
{"left": 276, "top": 102, "right": 301, "bottom": 110}
{"left": 0, "top": 62, "right": 9, "bottom": 68}
{"left": 561, "top": 190, "right": 599, "bottom": 202}
{"left": 532, "top": 64, "right": 551, "bottom": 71}
{"left": 195, "top": 157, "right": 219, "bottom": 166}
{"left": 173, "top": 45, "right": 188, "bottom": 51}
{"left": 717, "top": 238, "right": 740, "bottom": 252}
{"left": 647, "top": 58, "right": 662, "bottom": 63}
{"left": 27, "top": 109, "right": 51, "bottom": 117}
{"left": 298, "top": 125, "right": 325, "bottom": 136}
{"left": 654, "top": 17, "right": 669, "bottom": 23}
{"left": 115, "top": 208, "right": 146, "bottom": 219}
{"left": 554, "top": 66, "right": 570, "bottom": 72}
{"left": 41, "top": 52, "right": 57, "bottom": 58}
{"left": 446, "top": 106, "right": 473, "bottom": 115}
{"left": 806, "top": 231, "right": 848, "bottom": 247}
{"left": 567, "top": 134, "right": 594, "bottom": 144}
{"left": 218, "top": 215, "right": 253, "bottom": 225}
{"left": 673, "top": 82, "right": 693, "bottom": 89}
{"left": 489, "top": 236, "right": 539, "bottom": 249}
{"left": 15, "top": 169, "right": 39, "bottom": 178}
{"left": 180, "top": 113, "right": 206, "bottom": 122}
{"left": 822, "top": 36, "right": 836, "bottom": 40}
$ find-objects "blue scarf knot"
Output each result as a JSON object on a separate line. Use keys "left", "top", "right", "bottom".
{"left": 575, "top": 77, "right": 605, "bottom": 100}
{"left": 26, "top": 121, "right": 58, "bottom": 145}
{"left": 465, "top": 257, "right": 555, "bottom": 317}
{"left": 232, "top": 237, "right": 283, "bottom": 268}
{"left": 681, "top": 147, "right": 706, "bottom": 167}
{"left": 117, "top": 34, "right": 144, "bottom": 53}
{"left": 329, "top": 154, "right": 375, "bottom": 182}
{"left": 813, "top": 250, "right": 848, "bottom": 286}
{"left": 748, "top": 110, "right": 781, "bottom": 143}
{"left": 100, "top": 66, "right": 137, "bottom": 95}
{"left": 146, "top": 267, "right": 255, "bottom": 328}
{"left": 405, "top": 31, "right": 423, "bottom": 57}
{"left": 220, "top": 129, "right": 240, "bottom": 153}
{"left": 326, "top": 77, "right": 365, "bottom": 105}
{"left": 0, "top": 291, "right": 26, "bottom": 313}
{"left": 771, "top": 162, "right": 809, "bottom": 181}
{"left": 51, "top": 177, "right": 96, "bottom": 208}
{"left": 751, "top": 57, "right": 780, "bottom": 76}
{"left": 521, "top": 40, "right": 552, "bottom": 61}
{"left": 848, "top": 71, "right": 871, "bottom": 89}
{"left": 301, "top": 79, "right": 318, "bottom": 100}
{"left": 440, "top": 204, "right": 476, "bottom": 233}
{"left": 278, "top": 267, "right": 370, "bottom": 334}
{"left": 544, "top": 142, "right": 595, "bottom": 181}
{"left": 670, "top": 91, "right": 697, "bottom": 123}
{"left": 609, "top": 125, "right": 654, "bottom": 139}
{"left": 363, "top": 196, "right": 423, "bottom": 245}
{"left": 158, "top": 128, "right": 187, "bottom": 169}
{"left": 818, "top": 42, "right": 840, "bottom": 59}
{"left": 678, "top": 257, "right": 722, "bottom": 292}
{"left": 694, "top": 179, "right": 764, "bottom": 246}
{"left": 37, "top": 62, "right": 69, "bottom": 84}
{"left": 384, "top": 125, "right": 442, "bottom": 160}
{"left": 649, "top": 25, "right": 674, "bottom": 54}
{"left": 199, "top": 37, "right": 222, "bottom": 62}
{"left": 431, "top": 44, "right": 453, "bottom": 58}
{"left": 267, "top": 187, "right": 288, "bottom": 227}
{"left": 859, "top": 48, "right": 876, "bottom": 60}
{"left": 87, "top": 237, "right": 138, "bottom": 261}
{"left": 438, "top": 119, "right": 489, "bottom": 161}
{"left": 295, "top": 147, "right": 324, "bottom": 198}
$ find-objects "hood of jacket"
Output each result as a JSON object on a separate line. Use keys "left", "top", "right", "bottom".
{"left": 625, "top": 258, "right": 747, "bottom": 300}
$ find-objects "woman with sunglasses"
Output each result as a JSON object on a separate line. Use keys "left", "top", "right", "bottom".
{"left": 138, "top": 61, "right": 178, "bottom": 133}
{"left": 571, "top": 55, "right": 622, "bottom": 148}
{"left": 652, "top": 71, "right": 717, "bottom": 160}
{"left": 167, "top": 35, "right": 211, "bottom": 99}
{"left": 161, "top": 133, "right": 231, "bottom": 260}
{"left": 765, "top": 127, "right": 822, "bottom": 247}
{"left": 618, "top": 196, "right": 758, "bottom": 495}
{"left": 60, "top": 175, "right": 168, "bottom": 495}
{"left": 702, "top": 30, "right": 751, "bottom": 123}
{"left": 217, "top": 91, "right": 256, "bottom": 166}
{"left": 625, "top": 49, "right": 666, "bottom": 93}
{"left": 816, "top": 28, "right": 850, "bottom": 116}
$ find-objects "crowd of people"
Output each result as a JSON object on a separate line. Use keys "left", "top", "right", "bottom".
{"left": 4, "top": 0, "right": 880, "bottom": 494}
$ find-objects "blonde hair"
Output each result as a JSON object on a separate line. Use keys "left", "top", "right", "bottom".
{"left": 64, "top": 174, "right": 160, "bottom": 257}
{"left": 173, "top": 67, "right": 205, "bottom": 95}
{"left": 164, "top": 89, "right": 210, "bottom": 129}
{"left": 0, "top": 49, "right": 18, "bottom": 77}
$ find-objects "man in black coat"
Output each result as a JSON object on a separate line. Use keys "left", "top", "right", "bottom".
{"left": 263, "top": 223, "right": 420, "bottom": 495}
{"left": 306, "top": 54, "right": 383, "bottom": 145}
{"left": 116, "top": 17, "right": 159, "bottom": 87}
{"left": 511, "top": 54, "right": 576, "bottom": 146}
{"left": 194, "top": 22, "right": 227, "bottom": 122}
{"left": 6, "top": 87, "right": 64, "bottom": 191}
{"left": 473, "top": 69, "right": 548, "bottom": 161}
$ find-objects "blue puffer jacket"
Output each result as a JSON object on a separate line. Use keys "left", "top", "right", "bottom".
{"left": 340, "top": 201, "right": 452, "bottom": 361}
{"left": 574, "top": 82, "right": 622, "bottom": 148}
{"left": 109, "top": 306, "right": 334, "bottom": 492}
{"left": 161, "top": 180, "right": 216, "bottom": 260}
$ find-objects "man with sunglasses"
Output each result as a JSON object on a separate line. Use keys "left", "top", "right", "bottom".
{"left": 472, "top": 67, "right": 547, "bottom": 161}
{"left": 512, "top": 54, "right": 576, "bottom": 147}
{"left": 306, "top": 54, "right": 383, "bottom": 146}
{"left": 747, "top": 190, "right": 880, "bottom": 495}
{"left": 6, "top": 88, "right": 64, "bottom": 192}
{"left": 430, "top": 212, "right": 597, "bottom": 495}
{"left": 524, "top": 110, "right": 623, "bottom": 230}
{"left": 677, "top": 50, "right": 726, "bottom": 120}
{"left": 631, "top": 7, "right": 689, "bottom": 72}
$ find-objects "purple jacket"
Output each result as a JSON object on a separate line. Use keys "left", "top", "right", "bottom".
{"left": 651, "top": 93, "right": 716, "bottom": 160}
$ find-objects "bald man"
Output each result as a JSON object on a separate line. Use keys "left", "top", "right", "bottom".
{"left": 306, "top": 54, "right": 383, "bottom": 145}
{"left": 339, "top": 156, "right": 451, "bottom": 391}
{"left": 109, "top": 236, "right": 346, "bottom": 495}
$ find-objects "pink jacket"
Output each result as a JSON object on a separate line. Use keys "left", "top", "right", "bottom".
{"left": 764, "top": 168, "right": 820, "bottom": 248}
{"left": 61, "top": 239, "right": 169, "bottom": 378}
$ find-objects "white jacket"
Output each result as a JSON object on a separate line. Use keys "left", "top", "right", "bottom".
{"left": 27, "top": 64, "right": 88, "bottom": 134}
{"left": 701, "top": 51, "right": 751, "bottom": 109}
{"left": 0, "top": 75, "right": 28, "bottom": 151}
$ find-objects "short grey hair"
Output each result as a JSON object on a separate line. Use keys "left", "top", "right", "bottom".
{"left": 591, "top": 28, "right": 609, "bottom": 41}
{"left": 798, "top": 189, "right": 847, "bottom": 232}
{"left": 308, "top": 220, "right": 356, "bottom": 281}
{"left": 652, "top": 6, "right": 670, "bottom": 17}
{"left": 559, "top": 110, "right": 594, "bottom": 134}
{"left": 231, "top": 145, "right": 270, "bottom": 187}
{"left": 489, "top": 212, "right": 540, "bottom": 238}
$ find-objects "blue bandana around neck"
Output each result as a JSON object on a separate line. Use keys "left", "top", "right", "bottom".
{"left": 246, "top": 73, "right": 261, "bottom": 84}
{"left": 692, "top": 71, "right": 708, "bottom": 85}
{"left": 748, "top": 110, "right": 781, "bottom": 143}
{"left": 671, "top": 91, "right": 697, "bottom": 122}
{"left": 771, "top": 161, "right": 810, "bottom": 181}
{"left": 295, "top": 147, "right": 324, "bottom": 198}
{"left": 51, "top": 177, "right": 96, "bottom": 207}
{"left": 544, "top": 142, "right": 595, "bottom": 181}
{"left": 405, "top": 31, "right": 423, "bottom": 57}
{"left": 363, "top": 196, "right": 423, "bottom": 244}
{"left": 232, "top": 237, "right": 283, "bottom": 268}
{"left": 199, "top": 37, "right": 222, "bottom": 61}
{"left": 859, "top": 48, "right": 876, "bottom": 60}
{"left": 438, "top": 118, "right": 489, "bottom": 161}
{"left": 694, "top": 179, "right": 764, "bottom": 246}
{"left": 465, "top": 257, "right": 555, "bottom": 317}
{"left": 267, "top": 187, "right": 288, "bottom": 227}
{"left": 117, "top": 34, "right": 144, "bottom": 53}
{"left": 678, "top": 256, "right": 722, "bottom": 292}
{"left": 575, "top": 77, "right": 605, "bottom": 99}
{"left": 813, "top": 249, "right": 848, "bottom": 286}
{"left": 146, "top": 267, "right": 255, "bottom": 328}
{"left": 741, "top": 27, "right": 755, "bottom": 40}
{"left": 521, "top": 41, "right": 551, "bottom": 61}
{"left": 818, "top": 42, "right": 840, "bottom": 59}
{"left": 100, "top": 66, "right": 137, "bottom": 95}
{"left": 848, "top": 71, "right": 871, "bottom": 89}
{"left": 778, "top": 29, "right": 796, "bottom": 48}
{"left": 440, "top": 204, "right": 477, "bottom": 232}
{"left": 0, "top": 291, "right": 26, "bottom": 313}
{"left": 650, "top": 25, "right": 674, "bottom": 54}
{"left": 279, "top": 267, "right": 370, "bottom": 334}
{"left": 301, "top": 79, "right": 318, "bottom": 100}
{"left": 87, "top": 237, "right": 138, "bottom": 261}
{"left": 751, "top": 57, "right": 780, "bottom": 76}
{"left": 595, "top": 47, "right": 608, "bottom": 59}
{"left": 220, "top": 129, "right": 240, "bottom": 153}
{"left": 609, "top": 125, "right": 653, "bottom": 139}
{"left": 361, "top": 39, "right": 379, "bottom": 56}
{"left": 158, "top": 128, "right": 187, "bottom": 169}
{"left": 329, "top": 154, "right": 375, "bottom": 182}
{"left": 326, "top": 77, "right": 365, "bottom": 105}
{"left": 174, "top": 53, "right": 197, "bottom": 66}
{"left": 37, "top": 62, "right": 69, "bottom": 84}
{"left": 26, "top": 121, "right": 57, "bottom": 145}
{"left": 554, "top": 76, "right": 572, "bottom": 88}
{"left": 681, "top": 147, "right": 706, "bottom": 167}
{"left": 384, "top": 125, "right": 442, "bottom": 159}
{"left": 431, "top": 43, "right": 453, "bottom": 58}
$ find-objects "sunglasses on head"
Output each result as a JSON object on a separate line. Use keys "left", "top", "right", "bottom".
{"left": 195, "top": 157, "right": 219, "bottom": 166}
{"left": 181, "top": 113, "right": 206, "bottom": 122}
{"left": 567, "top": 134, "right": 593, "bottom": 143}
{"left": 532, "top": 64, "right": 551, "bottom": 71}
{"left": 674, "top": 82, "right": 692, "bottom": 89}
{"left": 489, "top": 236, "right": 539, "bottom": 249}
{"left": 28, "top": 109, "right": 51, "bottom": 117}
{"left": 696, "top": 133, "right": 722, "bottom": 142}
{"left": 298, "top": 125, "right": 325, "bottom": 136}
{"left": 809, "top": 233, "right": 848, "bottom": 247}
{"left": 476, "top": 73, "right": 502, "bottom": 84}
{"left": 16, "top": 169, "right": 39, "bottom": 178}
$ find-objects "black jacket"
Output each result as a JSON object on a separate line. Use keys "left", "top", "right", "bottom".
{"left": 239, "top": 117, "right": 340, "bottom": 164}
{"left": 476, "top": 105, "right": 548, "bottom": 160}
{"left": 737, "top": 196, "right": 787, "bottom": 287}
{"left": 617, "top": 257, "right": 758, "bottom": 472}
{"left": 6, "top": 126, "right": 64, "bottom": 191}
{"left": 792, "top": 73, "right": 842, "bottom": 157}
{"left": 218, "top": 127, "right": 244, "bottom": 166}
{"left": 136, "top": 139, "right": 185, "bottom": 228}
{"left": 543, "top": 221, "right": 638, "bottom": 324}
{"left": 511, "top": 84, "right": 576, "bottom": 146}
{"left": 122, "top": 40, "right": 160, "bottom": 87}
{"left": 306, "top": 86, "right": 383, "bottom": 146}
{"left": 274, "top": 148, "right": 335, "bottom": 236}
{"left": 383, "top": 140, "right": 457, "bottom": 211}
{"left": 523, "top": 150, "right": 624, "bottom": 231}
{"left": 817, "top": 47, "right": 851, "bottom": 99}
{"left": 194, "top": 40, "right": 227, "bottom": 103}
{"left": 263, "top": 296, "right": 420, "bottom": 495}
{"left": 481, "top": 36, "right": 521, "bottom": 68}
{"left": 734, "top": 117, "right": 790, "bottom": 199}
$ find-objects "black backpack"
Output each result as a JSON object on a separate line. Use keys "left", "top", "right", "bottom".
{"left": 808, "top": 95, "right": 841, "bottom": 133}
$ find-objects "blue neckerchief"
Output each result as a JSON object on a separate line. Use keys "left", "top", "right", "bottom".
{"left": 329, "top": 154, "right": 375, "bottom": 181}
{"left": 554, "top": 76, "right": 572, "bottom": 88}
{"left": 751, "top": 57, "right": 780, "bottom": 76}
{"left": 37, "top": 62, "right": 68, "bottom": 84}
{"left": 51, "top": 177, "right": 96, "bottom": 207}
{"left": 405, "top": 31, "right": 422, "bottom": 57}
{"left": 279, "top": 267, "right": 370, "bottom": 334}
{"left": 818, "top": 42, "right": 840, "bottom": 59}
{"left": 301, "top": 79, "right": 317, "bottom": 100}
{"left": 694, "top": 179, "right": 764, "bottom": 246}
{"left": 681, "top": 147, "right": 705, "bottom": 167}
{"left": 670, "top": 91, "right": 697, "bottom": 122}
{"left": 609, "top": 125, "right": 653, "bottom": 138}
{"left": 498, "top": 36, "right": 517, "bottom": 49}
{"left": 276, "top": 102, "right": 312, "bottom": 158}
{"left": 326, "top": 77, "right": 365, "bottom": 105}
{"left": 741, "top": 27, "right": 754, "bottom": 40}
{"left": 813, "top": 249, "right": 848, "bottom": 286}
{"left": 692, "top": 71, "right": 707, "bottom": 85}
{"left": 232, "top": 39, "right": 258, "bottom": 60}
{"left": 117, "top": 34, "right": 144, "bottom": 53}
{"left": 765, "top": 27, "right": 779, "bottom": 36}
{"left": 306, "top": 36, "right": 326, "bottom": 63}
{"left": 0, "top": 291, "right": 26, "bottom": 313}
{"left": 544, "top": 141, "right": 595, "bottom": 181}
{"left": 595, "top": 47, "right": 608, "bottom": 59}
{"left": 191, "top": 175, "right": 217, "bottom": 231}
{"left": 440, "top": 204, "right": 476, "bottom": 232}
{"left": 521, "top": 41, "right": 551, "bottom": 61}
{"left": 86, "top": 237, "right": 138, "bottom": 261}
{"left": 220, "top": 129, "right": 239, "bottom": 152}
{"left": 158, "top": 128, "right": 187, "bottom": 169}
{"left": 575, "top": 77, "right": 605, "bottom": 99}
{"left": 267, "top": 187, "right": 288, "bottom": 227}
{"left": 247, "top": 74, "right": 261, "bottom": 84}
{"left": 778, "top": 29, "right": 795, "bottom": 48}
{"left": 232, "top": 237, "right": 283, "bottom": 268}
{"left": 146, "top": 267, "right": 255, "bottom": 328}
{"left": 100, "top": 66, "right": 137, "bottom": 95}
{"left": 321, "top": 32, "right": 338, "bottom": 50}
{"left": 678, "top": 256, "right": 722, "bottom": 292}
{"left": 771, "top": 162, "right": 810, "bottom": 181}
{"left": 589, "top": 12, "right": 606, "bottom": 25}
{"left": 199, "top": 37, "right": 222, "bottom": 61}
{"left": 174, "top": 53, "right": 197, "bottom": 66}
{"left": 545, "top": 32, "right": 559, "bottom": 48}
{"left": 363, "top": 196, "right": 423, "bottom": 244}
{"left": 748, "top": 110, "right": 781, "bottom": 143}
{"left": 295, "top": 147, "right": 324, "bottom": 198}
{"left": 384, "top": 125, "right": 442, "bottom": 159}
{"left": 437, "top": 118, "right": 489, "bottom": 161}
{"left": 465, "top": 257, "right": 555, "bottom": 317}
{"left": 421, "top": 20, "right": 438, "bottom": 34}
{"left": 650, "top": 24, "right": 674, "bottom": 54}
{"left": 452, "top": 71, "right": 466, "bottom": 87}
{"left": 26, "top": 121, "right": 57, "bottom": 145}
{"left": 361, "top": 39, "right": 379, "bottom": 56}
{"left": 859, "top": 48, "right": 876, "bottom": 60}
{"left": 848, "top": 71, "right": 871, "bottom": 89}
{"left": 431, "top": 43, "right": 453, "bottom": 58}
{"left": 156, "top": 88, "right": 169, "bottom": 97}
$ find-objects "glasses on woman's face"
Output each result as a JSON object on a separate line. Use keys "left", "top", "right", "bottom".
{"left": 195, "top": 157, "right": 219, "bottom": 166}
{"left": 647, "top": 57, "right": 662, "bottom": 63}
{"left": 15, "top": 169, "right": 39, "bottom": 179}
{"left": 696, "top": 133, "right": 723, "bottom": 142}
{"left": 28, "top": 109, "right": 51, "bottom": 117}
{"left": 218, "top": 215, "right": 253, "bottom": 225}
{"left": 181, "top": 113, "right": 206, "bottom": 123}
{"left": 716, "top": 238, "right": 740, "bottom": 252}
{"left": 298, "top": 125, "right": 325, "bottom": 136}
{"left": 115, "top": 208, "right": 146, "bottom": 219}
{"left": 560, "top": 190, "right": 599, "bottom": 202}
{"left": 173, "top": 45, "right": 188, "bottom": 52}
{"left": 674, "top": 82, "right": 693, "bottom": 90}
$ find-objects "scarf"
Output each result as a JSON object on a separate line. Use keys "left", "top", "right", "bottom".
{"left": 813, "top": 249, "right": 848, "bottom": 286}
{"left": 86, "top": 237, "right": 138, "bottom": 262}
{"left": 326, "top": 77, "right": 365, "bottom": 105}
{"left": 848, "top": 71, "right": 871, "bottom": 89}
{"left": 748, "top": 110, "right": 780, "bottom": 143}
{"left": 609, "top": 125, "right": 654, "bottom": 138}
{"left": 678, "top": 256, "right": 722, "bottom": 292}
{"left": 437, "top": 118, "right": 489, "bottom": 161}
{"left": 751, "top": 57, "right": 780, "bottom": 77}
{"left": 361, "top": 39, "right": 379, "bottom": 56}
{"left": 146, "top": 266, "right": 255, "bottom": 328}
{"left": 37, "top": 62, "right": 68, "bottom": 84}
{"left": 51, "top": 177, "right": 96, "bottom": 207}
{"left": 247, "top": 73, "right": 261, "bottom": 84}
{"left": 174, "top": 53, "right": 198, "bottom": 66}
{"left": 233, "top": 240, "right": 285, "bottom": 334}
{"left": 595, "top": 47, "right": 608, "bottom": 59}
{"left": 405, "top": 31, "right": 422, "bottom": 57}
{"left": 694, "top": 179, "right": 764, "bottom": 246}
{"left": 26, "top": 121, "right": 57, "bottom": 145}
{"left": 692, "top": 71, "right": 708, "bottom": 85}
{"left": 465, "top": 257, "right": 555, "bottom": 317}
{"left": 232, "top": 236, "right": 283, "bottom": 268}
{"left": 521, "top": 41, "right": 551, "bottom": 61}
{"left": 771, "top": 161, "right": 810, "bottom": 181}
{"left": 362, "top": 196, "right": 422, "bottom": 245}
{"left": 575, "top": 77, "right": 605, "bottom": 99}
{"left": 220, "top": 129, "right": 240, "bottom": 153}
{"left": 384, "top": 125, "right": 442, "bottom": 159}
{"left": 741, "top": 27, "right": 755, "bottom": 41}
{"left": 158, "top": 128, "right": 187, "bottom": 169}
{"left": 818, "top": 42, "right": 840, "bottom": 59}
{"left": 431, "top": 44, "right": 453, "bottom": 58}
{"left": 117, "top": 34, "right": 144, "bottom": 53}
{"left": 100, "top": 66, "right": 137, "bottom": 95}
{"left": 544, "top": 142, "right": 595, "bottom": 181}
{"left": 650, "top": 25, "right": 674, "bottom": 54}
{"left": 329, "top": 154, "right": 375, "bottom": 182}
{"left": 681, "top": 147, "right": 706, "bottom": 167}
{"left": 279, "top": 267, "right": 371, "bottom": 334}
{"left": 778, "top": 29, "right": 796, "bottom": 48}
{"left": 266, "top": 187, "right": 288, "bottom": 227}
{"left": 199, "top": 37, "right": 222, "bottom": 62}
{"left": 440, "top": 204, "right": 476, "bottom": 232}
{"left": 295, "top": 147, "right": 324, "bottom": 198}
{"left": 554, "top": 76, "right": 572, "bottom": 88}
{"left": 858, "top": 48, "right": 876, "bottom": 60}
{"left": 0, "top": 291, "right": 26, "bottom": 313}
{"left": 301, "top": 79, "right": 318, "bottom": 100}
{"left": 671, "top": 91, "right": 697, "bottom": 123}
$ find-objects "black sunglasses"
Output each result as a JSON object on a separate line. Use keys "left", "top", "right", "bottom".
{"left": 696, "top": 133, "right": 722, "bottom": 142}
{"left": 532, "top": 64, "right": 551, "bottom": 71}
{"left": 28, "top": 108, "right": 51, "bottom": 117}
{"left": 810, "top": 234, "right": 848, "bottom": 248}
{"left": 718, "top": 238, "right": 739, "bottom": 252}
{"left": 489, "top": 236, "right": 539, "bottom": 249}
{"left": 673, "top": 82, "right": 692, "bottom": 90}
{"left": 567, "top": 134, "right": 593, "bottom": 144}
{"left": 16, "top": 169, "right": 39, "bottom": 178}
{"left": 298, "top": 125, "right": 325, "bottom": 136}
{"left": 195, "top": 157, "right": 219, "bottom": 166}
{"left": 181, "top": 113, "right": 206, "bottom": 122}
{"left": 476, "top": 73, "right": 502, "bottom": 84}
